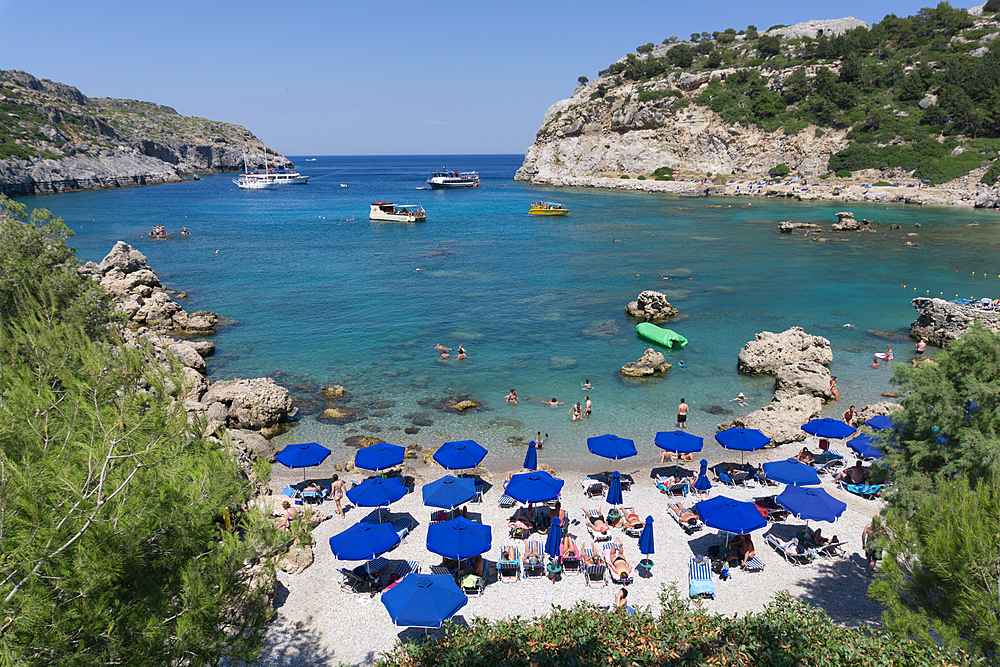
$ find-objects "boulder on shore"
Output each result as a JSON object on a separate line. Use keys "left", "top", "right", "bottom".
{"left": 910, "top": 297, "right": 1000, "bottom": 347}
{"left": 620, "top": 348, "right": 671, "bottom": 376}
{"left": 625, "top": 290, "right": 678, "bottom": 322}
{"left": 774, "top": 361, "right": 834, "bottom": 402}
{"left": 719, "top": 394, "right": 823, "bottom": 445}
{"left": 201, "top": 377, "right": 293, "bottom": 431}
{"left": 737, "top": 327, "right": 833, "bottom": 375}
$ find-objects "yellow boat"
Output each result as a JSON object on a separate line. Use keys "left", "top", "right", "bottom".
{"left": 529, "top": 202, "right": 568, "bottom": 216}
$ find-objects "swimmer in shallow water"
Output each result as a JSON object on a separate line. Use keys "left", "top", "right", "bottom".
{"left": 545, "top": 398, "right": 563, "bottom": 407}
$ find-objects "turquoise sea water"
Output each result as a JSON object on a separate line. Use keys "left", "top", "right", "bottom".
{"left": 19, "top": 155, "right": 1000, "bottom": 468}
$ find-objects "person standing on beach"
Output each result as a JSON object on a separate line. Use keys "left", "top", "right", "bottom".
{"left": 328, "top": 474, "right": 346, "bottom": 518}
{"left": 677, "top": 398, "right": 689, "bottom": 429}
{"left": 830, "top": 377, "right": 840, "bottom": 402}
{"left": 584, "top": 396, "right": 592, "bottom": 417}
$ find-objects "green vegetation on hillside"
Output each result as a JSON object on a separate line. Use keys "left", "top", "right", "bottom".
{"left": 587, "top": 2, "right": 1000, "bottom": 184}
{"left": 0, "top": 196, "right": 278, "bottom": 665}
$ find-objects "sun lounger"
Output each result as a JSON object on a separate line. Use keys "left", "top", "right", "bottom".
{"left": 339, "top": 556, "right": 391, "bottom": 595}
{"left": 582, "top": 477, "right": 607, "bottom": 498}
{"left": 391, "top": 516, "right": 414, "bottom": 542}
{"left": 753, "top": 496, "right": 790, "bottom": 522}
{"left": 621, "top": 506, "right": 644, "bottom": 538}
{"left": 497, "top": 545, "right": 521, "bottom": 582}
{"left": 582, "top": 544, "right": 607, "bottom": 587}
{"left": 497, "top": 493, "right": 516, "bottom": 508}
{"left": 474, "top": 479, "right": 486, "bottom": 503}
{"left": 560, "top": 539, "right": 583, "bottom": 574}
{"left": 764, "top": 533, "right": 816, "bottom": 565}
{"left": 666, "top": 501, "right": 703, "bottom": 533}
{"left": 300, "top": 490, "right": 323, "bottom": 504}
{"left": 603, "top": 544, "right": 634, "bottom": 585}
{"left": 523, "top": 540, "right": 545, "bottom": 577}
{"left": 689, "top": 556, "right": 715, "bottom": 599}
{"left": 583, "top": 508, "right": 613, "bottom": 542}
{"left": 655, "top": 475, "right": 689, "bottom": 496}
{"left": 839, "top": 481, "right": 887, "bottom": 498}
{"left": 742, "top": 556, "right": 765, "bottom": 572}
{"left": 393, "top": 560, "right": 420, "bottom": 578}
{"left": 359, "top": 507, "right": 388, "bottom": 524}
{"left": 460, "top": 573, "right": 485, "bottom": 596}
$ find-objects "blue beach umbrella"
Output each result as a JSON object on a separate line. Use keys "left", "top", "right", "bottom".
{"left": 433, "top": 440, "right": 488, "bottom": 470}
{"left": 329, "top": 521, "right": 399, "bottom": 561}
{"left": 587, "top": 434, "right": 638, "bottom": 460}
{"left": 693, "top": 459, "right": 712, "bottom": 492}
{"left": 523, "top": 442, "right": 538, "bottom": 471}
{"left": 381, "top": 573, "right": 468, "bottom": 628}
{"left": 714, "top": 428, "right": 770, "bottom": 464}
{"left": 801, "top": 418, "right": 856, "bottom": 440}
{"left": 422, "top": 475, "right": 477, "bottom": 510}
{"left": 426, "top": 516, "right": 492, "bottom": 560}
{"left": 346, "top": 476, "right": 408, "bottom": 508}
{"left": 275, "top": 442, "right": 331, "bottom": 481}
{"left": 865, "top": 415, "right": 894, "bottom": 431}
{"left": 654, "top": 430, "right": 704, "bottom": 457}
{"left": 761, "top": 458, "right": 821, "bottom": 486}
{"left": 638, "top": 516, "right": 655, "bottom": 566}
{"left": 694, "top": 496, "right": 767, "bottom": 535}
{"left": 544, "top": 517, "right": 562, "bottom": 559}
{"left": 354, "top": 442, "right": 405, "bottom": 473}
{"left": 606, "top": 471, "right": 624, "bottom": 507}
{"left": 847, "top": 433, "right": 884, "bottom": 460}
{"left": 776, "top": 486, "right": 847, "bottom": 523}
{"left": 505, "top": 471, "right": 564, "bottom": 504}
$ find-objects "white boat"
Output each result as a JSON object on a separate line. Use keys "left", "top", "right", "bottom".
{"left": 234, "top": 150, "right": 309, "bottom": 189}
{"left": 369, "top": 202, "right": 426, "bottom": 222}
{"left": 427, "top": 168, "right": 480, "bottom": 188}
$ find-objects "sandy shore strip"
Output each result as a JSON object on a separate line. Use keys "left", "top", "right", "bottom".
{"left": 256, "top": 437, "right": 884, "bottom": 667}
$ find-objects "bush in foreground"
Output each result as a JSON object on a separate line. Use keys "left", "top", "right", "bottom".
{"left": 375, "top": 588, "right": 967, "bottom": 667}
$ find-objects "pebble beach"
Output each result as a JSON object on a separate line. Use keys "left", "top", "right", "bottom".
{"left": 257, "top": 436, "right": 884, "bottom": 667}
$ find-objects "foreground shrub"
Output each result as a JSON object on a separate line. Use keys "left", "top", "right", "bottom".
{"left": 376, "top": 588, "right": 968, "bottom": 667}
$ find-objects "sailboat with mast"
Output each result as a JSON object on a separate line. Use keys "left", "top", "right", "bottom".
{"left": 233, "top": 150, "right": 309, "bottom": 189}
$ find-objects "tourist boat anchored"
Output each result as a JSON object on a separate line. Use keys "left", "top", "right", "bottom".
{"left": 427, "top": 168, "right": 480, "bottom": 188}
{"left": 528, "top": 202, "right": 569, "bottom": 216}
{"left": 234, "top": 151, "right": 309, "bottom": 189}
{"left": 369, "top": 202, "right": 426, "bottom": 222}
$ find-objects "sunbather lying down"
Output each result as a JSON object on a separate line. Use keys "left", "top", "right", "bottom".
{"left": 562, "top": 535, "right": 579, "bottom": 560}
{"left": 622, "top": 508, "right": 643, "bottom": 530}
{"left": 584, "top": 542, "right": 602, "bottom": 567}
{"left": 500, "top": 546, "right": 517, "bottom": 562}
{"left": 609, "top": 538, "right": 632, "bottom": 579}
{"left": 668, "top": 502, "right": 699, "bottom": 525}
{"left": 775, "top": 536, "right": 807, "bottom": 555}
{"left": 583, "top": 508, "right": 610, "bottom": 534}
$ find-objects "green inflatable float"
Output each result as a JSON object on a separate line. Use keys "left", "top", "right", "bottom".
{"left": 636, "top": 322, "right": 688, "bottom": 348}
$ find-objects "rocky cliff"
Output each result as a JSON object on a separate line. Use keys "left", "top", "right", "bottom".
{"left": 515, "top": 12, "right": 1000, "bottom": 208}
{"left": 0, "top": 70, "right": 292, "bottom": 196}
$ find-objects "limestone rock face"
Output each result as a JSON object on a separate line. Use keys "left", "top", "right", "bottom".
{"left": 831, "top": 211, "right": 862, "bottom": 231}
{"left": 774, "top": 361, "right": 834, "bottom": 401}
{"left": 722, "top": 394, "right": 824, "bottom": 445}
{"left": 0, "top": 69, "right": 293, "bottom": 196}
{"left": 910, "top": 297, "right": 1000, "bottom": 347}
{"left": 277, "top": 545, "right": 314, "bottom": 575}
{"left": 625, "top": 290, "right": 679, "bottom": 321}
{"left": 974, "top": 183, "right": 1000, "bottom": 208}
{"left": 764, "top": 17, "right": 869, "bottom": 39}
{"left": 202, "top": 378, "right": 293, "bottom": 430}
{"left": 856, "top": 401, "right": 900, "bottom": 425}
{"left": 621, "top": 348, "right": 671, "bottom": 376}
{"left": 229, "top": 428, "right": 278, "bottom": 463}
{"left": 737, "top": 327, "right": 833, "bottom": 375}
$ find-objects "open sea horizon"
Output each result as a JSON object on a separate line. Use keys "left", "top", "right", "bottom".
{"left": 18, "top": 154, "right": 1000, "bottom": 470}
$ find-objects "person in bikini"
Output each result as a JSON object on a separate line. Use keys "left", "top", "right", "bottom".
{"left": 457, "top": 345, "right": 467, "bottom": 359}
{"left": 505, "top": 389, "right": 518, "bottom": 404}
{"left": 843, "top": 405, "right": 857, "bottom": 427}
{"left": 509, "top": 504, "right": 535, "bottom": 531}
{"left": 561, "top": 534, "right": 579, "bottom": 560}
{"left": 327, "top": 474, "right": 346, "bottom": 517}
{"left": 546, "top": 398, "right": 563, "bottom": 407}
{"left": 667, "top": 502, "right": 699, "bottom": 526}
{"left": 609, "top": 538, "right": 632, "bottom": 579}
{"left": 623, "top": 509, "right": 643, "bottom": 531}
{"left": 796, "top": 447, "right": 817, "bottom": 465}
{"left": 279, "top": 501, "right": 298, "bottom": 530}
{"left": 569, "top": 402, "right": 582, "bottom": 421}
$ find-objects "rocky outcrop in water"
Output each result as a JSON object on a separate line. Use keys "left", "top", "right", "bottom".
{"left": 621, "top": 348, "right": 671, "bottom": 376}
{"left": 0, "top": 70, "right": 292, "bottom": 196}
{"left": 719, "top": 394, "right": 823, "bottom": 445}
{"left": 910, "top": 297, "right": 1000, "bottom": 346}
{"left": 737, "top": 327, "right": 834, "bottom": 375}
{"left": 625, "top": 290, "right": 679, "bottom": 321}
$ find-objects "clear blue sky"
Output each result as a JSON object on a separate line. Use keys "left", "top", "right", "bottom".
{"left": 0, "top": 0, "right": 960, "bottom": 156}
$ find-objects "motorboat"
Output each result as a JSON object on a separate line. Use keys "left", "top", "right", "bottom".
{"left": 427, "top": 168, "right": 480, "bottom": 188}
{"left": 528, "top": 202, "right": 568, "bottom": 216}
{"left": 369, "top": 202, "right": 426, "bottom": 222}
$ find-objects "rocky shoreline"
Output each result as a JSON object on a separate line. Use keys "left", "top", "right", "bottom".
{"left": 80, "top": 242, "right": 293, "bottom": 479}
